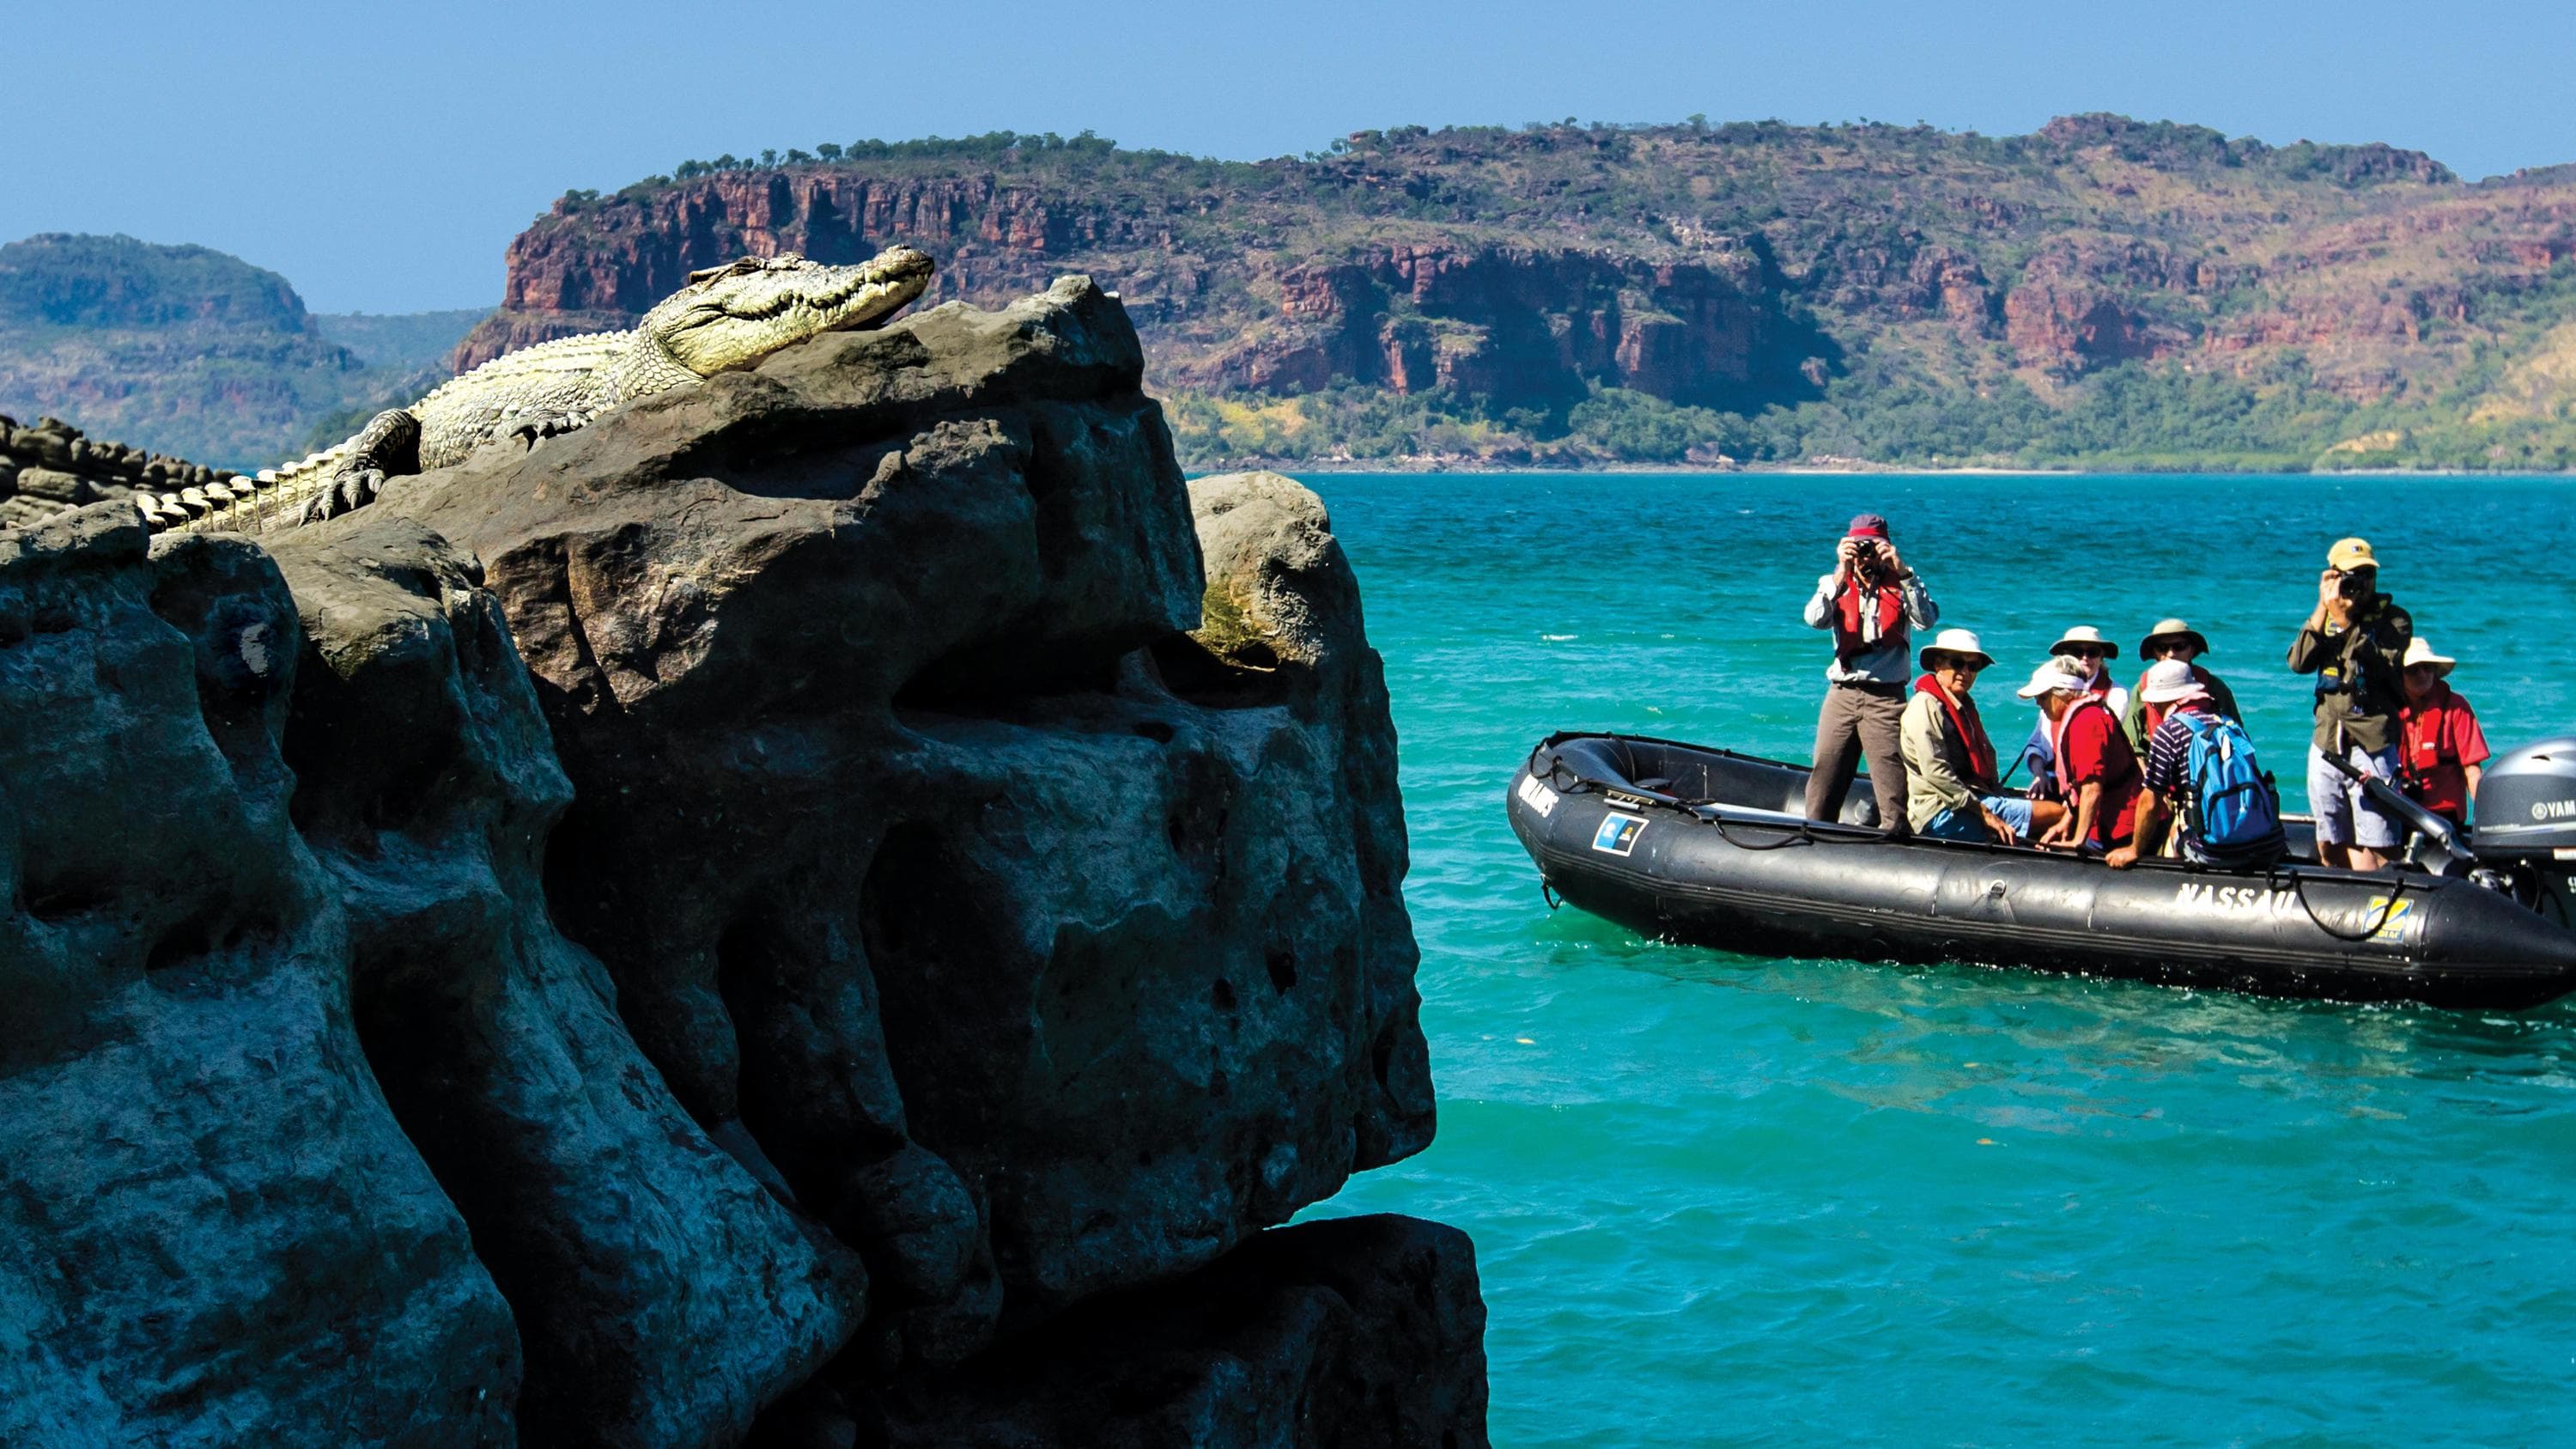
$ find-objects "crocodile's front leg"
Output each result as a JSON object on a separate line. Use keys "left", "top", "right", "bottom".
{"left": 503, "top": 408, "right": 591, "bottom": 450}
{"left": 301, "top": 408, "right": 423, "bottom": 523}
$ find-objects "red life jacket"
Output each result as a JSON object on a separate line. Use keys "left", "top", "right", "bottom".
{"left": 1832, "top": 578, "right": 1906, "bottom": 663}
{"left": 1913, "top": 673, "right": 1997, "bottom": 788}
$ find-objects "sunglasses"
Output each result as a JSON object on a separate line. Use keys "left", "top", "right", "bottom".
{"left": 2062, "top": 647, "right": 2105, "bottom": 660}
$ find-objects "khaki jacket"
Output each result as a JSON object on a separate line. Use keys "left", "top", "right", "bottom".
{"left": 1900, "top": 687, "right": 1986, "bottom": 832}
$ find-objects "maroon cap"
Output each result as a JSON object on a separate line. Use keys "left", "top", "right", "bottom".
{"left": 1844, "top": 513, "right": 1891, "bottom": 540}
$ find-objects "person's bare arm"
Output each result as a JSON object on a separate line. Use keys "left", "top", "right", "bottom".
{"left": 2044, "top": 781, "right": 2102, "bottom": 852}
{"left": 2108, "top": 788, "right": 2169, "bottom": 870}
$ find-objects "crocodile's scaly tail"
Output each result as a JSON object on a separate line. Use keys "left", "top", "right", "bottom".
{"left": 138, "top": 440, "right": 358, "bottom": 537}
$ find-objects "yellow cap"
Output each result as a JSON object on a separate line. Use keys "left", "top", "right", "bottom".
{"left": 2328, "top": 537, "right": 2377, "bottom": 570}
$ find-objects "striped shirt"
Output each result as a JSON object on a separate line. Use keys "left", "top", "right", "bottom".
{"left": 2142, "top": 701, "right": 2217, "bottom": 798}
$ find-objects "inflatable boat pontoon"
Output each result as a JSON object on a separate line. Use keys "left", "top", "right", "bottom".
{"left": 1509, "top": 732, "right": 2576, "bottom": 1009}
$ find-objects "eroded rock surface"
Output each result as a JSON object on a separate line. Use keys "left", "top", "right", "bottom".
{"left": 0, "top": 506, "right": 515, "bottom": 1446}
{"left": 270, "top": 514, "right": 861, "bottom": 1445}
{"left": 389, "top": 276, "right": 1436, "bottom": 1349}
{"left": 875, "top": 1215, "right": 1487, "bottom": 1449}
{"left": 3, "top": 278, "right": 1477, "bottom": 1445}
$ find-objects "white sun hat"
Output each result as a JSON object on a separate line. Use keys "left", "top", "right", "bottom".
{"left": 2137, "top": 657, "right": 2214, "bottom": 704}
{"left": 1917, "top": 627, "right": 1995, "bottom": 672}
{"left": 2401, "top": 637, "right": 2456, "bottom": 678}
{"left": 2047, "top": 624, "right": 2119, "bottom": 659}
{"left": 2014, "top": 661, "right": 2091, "bottom": 698}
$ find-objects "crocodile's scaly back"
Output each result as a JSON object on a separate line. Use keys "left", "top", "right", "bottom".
{"left": 415, "top": 332, "right": 633, "bottom": 471}
{"left": 139, "top": 247, "right": 936, "bottom": 536}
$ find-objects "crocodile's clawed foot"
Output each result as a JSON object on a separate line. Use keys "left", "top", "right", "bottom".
{"left": 506, "top": 411, "right": 585, "bottom": 451}
{"left": 301, "top": 466, "right": 387, "bottom": 524}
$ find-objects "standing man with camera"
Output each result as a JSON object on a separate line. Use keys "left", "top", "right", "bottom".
{"left": 1802, "top": 513, "right": 1938, "bottom": 831}
{"left": 2287, "top": 537, "right": 2414, "bottom": 871}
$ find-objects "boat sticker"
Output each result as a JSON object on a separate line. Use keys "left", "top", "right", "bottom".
{"left": 1516, "top": 775, "right": 1560, "bottom": 818}
{"left": 1591, "top": 813, "right": 1647, "bottom": 857}
{"left": 2170, "top": 882, "right": 2299, "bottom": 918}
{"left": 2360, "top": 895, "right": 2417, "bottom": 943}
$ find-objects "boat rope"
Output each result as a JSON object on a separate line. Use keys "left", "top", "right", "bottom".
{"left": 1540, "top": 879, "right": 1561, "bottom": 911}
{"left": 2287, "top": 870, "right": 2408, "bottom": 943}
{"left": 1710, "top": 817, "right": 1822, "bottom": 851}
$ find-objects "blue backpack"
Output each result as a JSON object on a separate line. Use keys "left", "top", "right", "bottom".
{"left": 2175, "top": 711, "right": 2285, "bottom": 861}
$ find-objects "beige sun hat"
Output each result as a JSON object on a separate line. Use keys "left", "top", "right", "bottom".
{"left": 2046, "top": 624, "right": 2119, "bottom": 660}
{"left": 2138, "top": 618, "right": 2212, "bottom": 658}
{"left": 2137, "top": 657, "right": 2214, "bottom": 704}
{"left": 1917, "top": 627, "right": 1995, "bottom": 672}
{"left": 2014, "top": 661, "right": 2092, "bottom": 699}
{"left": 2402, "top": 637, "right": 2456, "bottom": 678}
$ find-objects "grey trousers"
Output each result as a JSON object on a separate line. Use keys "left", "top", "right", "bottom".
{"left": 1805, "top": 680, "right": 1910, "bottom": 832}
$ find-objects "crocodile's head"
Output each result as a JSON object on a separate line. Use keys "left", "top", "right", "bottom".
{"left": 642, "top": 247, "right": 936, "bottom": 375}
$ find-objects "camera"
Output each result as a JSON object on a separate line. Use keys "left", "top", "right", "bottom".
{"left": 2336, "top": 569, "right": 2373, "bottom": 601}
{"left": 1848, "top": 539, "right": 1883, "bottom": 573}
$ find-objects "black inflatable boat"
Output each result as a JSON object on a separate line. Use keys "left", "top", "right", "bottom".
{"left": 1509, "top": 732, "right": 2576, "bottom": 1009}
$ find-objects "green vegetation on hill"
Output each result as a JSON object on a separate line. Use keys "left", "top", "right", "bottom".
{"left": 0, "top": 235, "right": 478, "bottom": 469}
{"left": 309, "top": 310, "right": 485, "bottom": 372}
{"left": 1165, "top": 256, "right": 2576, "bottom": 470}
{"left": 479, "top": 112, "right": 2576, "bottom": 472}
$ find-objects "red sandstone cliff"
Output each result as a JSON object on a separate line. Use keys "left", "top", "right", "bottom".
{"left": 446, "top": 119, "right": 2576, "bottom": 422}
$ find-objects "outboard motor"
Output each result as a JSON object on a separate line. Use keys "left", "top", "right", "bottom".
{"left": 2470, "top": 736, "right": 2576, "bottom": 926}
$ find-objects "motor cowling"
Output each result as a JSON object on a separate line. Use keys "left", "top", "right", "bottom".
{"left": 2469, "top": 737, "right": 2576, "bottom": 923}
{"left": 2473, "top": 737, "right": 2576, "bottom": 857}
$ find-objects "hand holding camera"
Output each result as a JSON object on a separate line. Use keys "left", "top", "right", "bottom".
{"left": 2318, "top": 565, "right": 2376, "bottom": 625}
{"left": 1838, "top": 537, "right": 1903, "bottom": 585}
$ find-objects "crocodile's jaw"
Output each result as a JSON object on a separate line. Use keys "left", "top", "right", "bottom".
{"left": 645, "top": 248, "right": 936, "bottom": 377}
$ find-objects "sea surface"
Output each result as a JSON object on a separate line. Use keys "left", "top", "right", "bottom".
{"left": 1291, "top": 472, "right": 2576, "bottom": 1447}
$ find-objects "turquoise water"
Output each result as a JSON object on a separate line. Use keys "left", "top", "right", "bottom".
{"left": 1296, "top": 473, "right": 2576, "bottom": 1446}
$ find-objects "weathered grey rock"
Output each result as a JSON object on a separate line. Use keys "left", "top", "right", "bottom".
{"left": 270, "top": 514, "right": 866, "bottom": 1446}
{"left": 5, "top": 279, "right": 1476, "bottom": 1445}
{"left": 0, "top": 503, "right": 517, "bottom": 1447}
{"left": 382, "top": 276, "right": 1435, "bottom": 1342}
{"left": 14, "top": 465, "right": 88, "bottom": 503}
{"left": 873, "top": 1215, "right": 1489, "bottom": 1448}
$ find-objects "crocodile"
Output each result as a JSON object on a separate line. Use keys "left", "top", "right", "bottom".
{"left": 137, "top": 247, "right": 937, "bottom": 535}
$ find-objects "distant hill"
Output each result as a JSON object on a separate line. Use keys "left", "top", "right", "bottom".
{"left": 0, "top": 235, "right": 477, "bottom": 470}
{"left": 457, "top": 115, "right": 2576, "bottom": 471}
{"left": 310, "top": 309, "right": 487, "bottom": 372}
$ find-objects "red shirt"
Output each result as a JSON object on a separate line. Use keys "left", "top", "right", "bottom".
{"left": 2398, "top": 683, "right": 2490, "bottom": 823}
{"left": 2057, "top": 697, "right": 2142, "bottom": 847}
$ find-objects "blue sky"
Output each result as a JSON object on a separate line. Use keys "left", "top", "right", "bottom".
{"left": 11, "top": 0, "right": 2573, "bottom": 313}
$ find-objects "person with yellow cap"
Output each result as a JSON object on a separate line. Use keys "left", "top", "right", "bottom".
{"left": 2287, "top": 537, "right": 2414, "bottom": 870}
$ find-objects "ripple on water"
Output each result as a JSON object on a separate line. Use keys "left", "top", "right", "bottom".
{"left": 1295, "top": 472, "right": 2576, "bottom": 1446}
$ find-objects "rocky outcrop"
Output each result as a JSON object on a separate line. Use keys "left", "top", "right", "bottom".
{"left": 874, "top": 1214, "right": 1485, "bottom": 1447}
{"left": 1181, "top": 241, "right": 1831, "bottom": 411}
{"left": 390, "top": 274, "right": 1437, "bottom": 1340}
{"left": 2002, "top": 237, "right": 2219, "bottom": 375}
{"left": 1, "top": 277, "right": 1476, "bottom": 1444}
{"left": 0, "top": 507, "right": 517, "bottom": 1447}
{"left": 267, "top": 515, "right": 862, "bottom": 1443}
{"left": 451, "top": 174, "right": 1149, "bottom": 372}
{"left": 0, "top": 412, "right": 239, "bottom": 532}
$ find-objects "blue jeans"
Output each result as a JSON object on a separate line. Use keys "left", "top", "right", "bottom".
{"left": 1923, "top": 794, "right": 2034, "bottom": 842}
